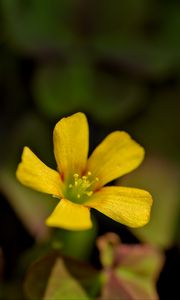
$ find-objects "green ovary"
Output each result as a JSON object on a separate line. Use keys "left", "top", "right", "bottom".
{"left": 64, "top": 172, "right": 99, "bottom": 204}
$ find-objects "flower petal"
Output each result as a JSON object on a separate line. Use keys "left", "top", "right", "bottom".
{"left": 46, "top": 199, "right": 92, "bottom": 230}
{"left": 16, "top": 147, "right": 63, "bottom": 197}
{"left": 85, "top": 186, "right": 153, "bottom": 227}
{"left": 87, "top": 131, "right": 144, "bottom": 188}
{"left": 53, "top": 112, "right": 89, "bottom": 179}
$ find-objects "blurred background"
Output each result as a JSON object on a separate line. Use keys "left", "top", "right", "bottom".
{"left": 0, "top": 0, "right": 180, "bottom": 299}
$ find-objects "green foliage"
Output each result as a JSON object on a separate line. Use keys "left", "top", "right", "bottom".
{"left": 43, "top": 258, "right": 90, "bottom": 300}
{"left": 97, "top": 233, "right": 164, "bottom": 300}
{"left": 24, "top": 251, "right": 99, "bottom": 300}
{"left": 1, "top": 0, "right": 77, "bottom": 52}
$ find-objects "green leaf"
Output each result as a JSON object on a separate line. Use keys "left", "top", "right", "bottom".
{"left": 34, "top": 61, "right": 146, "bottom": 125}
{"left": 92, "top": 1, "right": 180, "bottom": 79}
{"left": 24, "top": 252, "right": 58, "bottom": 300}
{"left": 0, "top": 280, "right": 24, "bottom": 300}
{"left": 115, "top": 265, "right": 159, "bottom": 300}
{"left": 24, "top": 251, "right": 100, "bottom": 300}
{"left": 115, "top": 244, "right": 164, "bottom": 282}
{"left": 129, "top": 96, "right": 180, "bottom": 161}
{"left": 92, "top": 0, "right": 149, "bottom": 34}
{"left": 10, "top": 113, "right": 53, "bottom": 167}
{"left": 99, "top": 234, "right": 164, "bottom": 300}
{"left": 92, "top": 71, "right": 147, "bottom": 124}
{"left": 43, "top": 258, "right": 89, "bottom": 300}
{"left": 1, "top": 0, "right": 77, "bottom": 53}
{"left": 34, "top": 60, "right": 93, "bottom": 118}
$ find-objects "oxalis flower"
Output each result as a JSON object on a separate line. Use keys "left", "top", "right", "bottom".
{"left": 16, "top": 112, "right": 152, "bottom": 231}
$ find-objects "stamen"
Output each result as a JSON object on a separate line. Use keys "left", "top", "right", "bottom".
{"left": 73, "top": 173, "right": 79, "bottom": 179}
{"left": 52, "top": 194, "right": 59, "bottom": 199}
{"left": 67, "top": 172, "right": 99, "bottom": 202}
{"left": 86, "top": 191, "right": 93, "bottom": 196}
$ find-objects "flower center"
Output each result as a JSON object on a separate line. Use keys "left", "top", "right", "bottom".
{"left": 64, "top": 172, "right": 99, "bottom": 204}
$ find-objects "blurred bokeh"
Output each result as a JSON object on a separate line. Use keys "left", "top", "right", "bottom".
{"left": 0, "top": 1, "right": 180, "bottom": 299}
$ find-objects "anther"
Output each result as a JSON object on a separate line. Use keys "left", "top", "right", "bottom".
{"left": 86, "top": 191, "right": 93, "bottom": 196}
{"left": 69, "top": 172, "right": 96, "bottom": 201}
{"left": 73, "top": 174, "right": 79, "bottom": 179}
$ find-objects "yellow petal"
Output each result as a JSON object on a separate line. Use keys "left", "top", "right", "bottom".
{"left": 85, "top": 186, "right": 152, "bottom": 227}
{"left": 53, "top": 112, "right": 89, "bottom": 179}
{"left": 87, "top": 131, "right": 144, "bottom": 188}
{"left": 16, "top": 147, "right": 63, "bottom": 197}
{"left": 46, "top": 198, "right": 92, "bottom": 230}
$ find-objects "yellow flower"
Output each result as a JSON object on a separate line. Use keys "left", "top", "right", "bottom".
{"left": 16, "top": 112, "right": 152, "bottom": 231}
